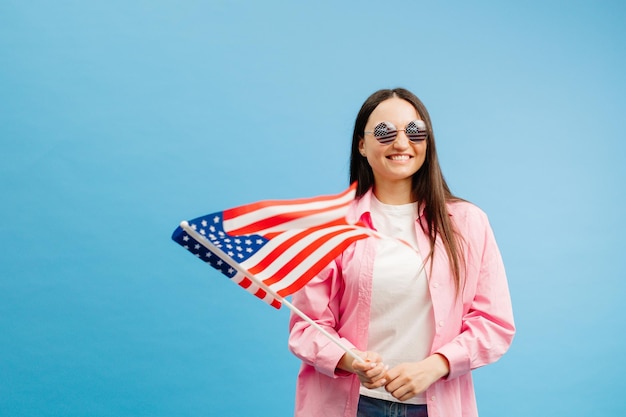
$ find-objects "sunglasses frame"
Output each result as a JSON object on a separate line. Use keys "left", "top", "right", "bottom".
{"left": 364, "top": 120, "right": 428, "bottom": 145}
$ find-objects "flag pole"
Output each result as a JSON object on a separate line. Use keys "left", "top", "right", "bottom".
{"left": 180, "top": 221, "right": 365, "bottom": 364}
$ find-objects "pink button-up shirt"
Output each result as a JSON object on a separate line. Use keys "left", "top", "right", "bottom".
{"left": 288, "top": 189, "right": 515, "bottom": 417}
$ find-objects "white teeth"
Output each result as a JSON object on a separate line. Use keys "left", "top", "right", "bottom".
{"left": 389, "top": 155, "right": 410, "bottom": 160}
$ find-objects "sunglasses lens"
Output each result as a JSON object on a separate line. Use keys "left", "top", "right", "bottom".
{"left": 405, "top": 120, "right": 427, "bottom": 142}
{"left": 373, "top": 122, "right": 397, "bottom": 144}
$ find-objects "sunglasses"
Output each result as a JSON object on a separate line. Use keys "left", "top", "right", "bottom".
{"left": 364, "top": 120, "right": 428, "bottom": 145}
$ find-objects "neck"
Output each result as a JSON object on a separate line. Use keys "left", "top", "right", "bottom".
{"left": 372, "top": 181, "right": 415, "bottom": 205}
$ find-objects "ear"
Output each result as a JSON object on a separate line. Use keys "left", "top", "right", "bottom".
{"left": 358, "top": 138, "right": 366, "bottom": 156}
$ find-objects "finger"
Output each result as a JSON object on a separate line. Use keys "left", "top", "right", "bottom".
{"left": 383, "top": 373, "right": 403, "bottom": 394}
{"left": 389, "top": 385, "right": 412, "bottom": 401}
{"left": 361, "top": 374, "right": 387, "bottom": 389}
{"left": 353, "top": 363, "right": 374, "bottom": 374}
{"left": 364, "top": 363, "right": 388, "bottom": 379}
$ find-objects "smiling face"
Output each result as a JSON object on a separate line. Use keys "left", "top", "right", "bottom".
{"left": 359, "top": 97, "right": 427, "bottom": 190}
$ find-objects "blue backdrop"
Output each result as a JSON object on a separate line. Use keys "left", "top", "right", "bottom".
{"left": 1, "top": 1, "right": 625, "bottom": 416}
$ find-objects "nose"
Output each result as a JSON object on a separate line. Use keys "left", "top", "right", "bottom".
{"left": 392, "top": 130, "right": 411, "bottom": 148}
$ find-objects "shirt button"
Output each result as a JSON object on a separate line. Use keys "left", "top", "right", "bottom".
{"left": 432, "top": 282, "right": 439, "bottom": 288}
{"left": 438, "top": 321, "right": 445, "bottom": 327}
{"left": 431, "top": 395, "right": 436, "bottom": 401}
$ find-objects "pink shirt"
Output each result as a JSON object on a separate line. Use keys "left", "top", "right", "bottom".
{"left": 288, "top": 189, "right": 515, "bottom": 417}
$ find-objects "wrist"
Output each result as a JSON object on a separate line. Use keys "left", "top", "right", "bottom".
{"left": 337, "top": 349, "right": 362, "bottom": 373}
{"left": 429, "top": 353, "right": 450, "bottom": 380}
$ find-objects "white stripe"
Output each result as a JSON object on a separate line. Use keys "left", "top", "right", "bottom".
{"left": 239, "top": 224, "right": 353, "bottom": 276}
{"left": 223, "top": 191, "right": 354, "bottom": 234}
{"left": 264, "top": 228, "right": 368, "bottom": 292}
{"left": 241, "top": 225, "right": 369, "bottom": 290}
{"left": 231, "top": 272, "right": 278, "bottom": 305}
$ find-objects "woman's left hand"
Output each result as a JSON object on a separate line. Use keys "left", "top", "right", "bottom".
{"left": 384, "top": 354, "right": 450, "bottom": 402}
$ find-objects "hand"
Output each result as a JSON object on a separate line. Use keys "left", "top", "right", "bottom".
{"left": 338, "top": 350, "right": 388, "bottom": 389}
{"left": 384, "top": 354, "right": 450, "bottom": 401}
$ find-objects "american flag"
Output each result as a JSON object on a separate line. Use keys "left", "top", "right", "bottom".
{"left": 171, "top": 183, "right": 372, "bottom": 308}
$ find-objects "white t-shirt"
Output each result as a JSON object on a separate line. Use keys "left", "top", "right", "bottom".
{"left": 359, "top": 196, "right": 435, "bottom": 405}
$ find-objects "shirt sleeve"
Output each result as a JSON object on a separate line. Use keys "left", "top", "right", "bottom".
{"left": 287, "top": 260, "right": 357, "bottom": 378}
{"left": 434, "top": 207, "right": 516, "bottom": 380}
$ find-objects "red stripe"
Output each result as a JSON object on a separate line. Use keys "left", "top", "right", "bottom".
{"left": 260, "top": 226, "right": 357, "bottom": 287}
{"left": 225, "top": 202, "right": 351, "bottom": 235}
{"left": 222, "top": 182, "right": 356, "bottom": 221}
{"left": 246, "top": 227, "right": 318, "bottom": 276}
{"left": 239, "top": 277, "right": 252, "bottom": 289}
{"left": 238, "top": 275, "right": 282, "bottom": 309}
{"left": 255, "top": 287, "right": 267, "bottom": 300}
{"left": 275, "top": 233, "right": 369, "bottom": 297}
{"left": 263, "top": 218, "right": 348, "bottom": 240}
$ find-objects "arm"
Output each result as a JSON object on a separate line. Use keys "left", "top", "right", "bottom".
{"left": 288, "top": 261, "right": 357, "bottom": 378}
{"left": 385, "top": 207, "right": 514, "bottom": 400}
{"left": 435, "top": 210, "right": 516, "bottom": 380}
{"left": 288, "top": 250, "right": 388, "bottom": 387}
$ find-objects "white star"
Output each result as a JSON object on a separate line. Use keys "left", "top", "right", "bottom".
{"left": 194, "top": 244, "right": 200, "bottom": 250}
{"left": 201, "top": 219, "right": 208, "bottom": 227}
{"left": 183, "top": 235, "right": 189, "bottom": 242}
{"left": 213, "top": 215, "right": 220, "bottom": 224}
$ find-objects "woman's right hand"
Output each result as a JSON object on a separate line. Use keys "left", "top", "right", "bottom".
{"left": 338, "top": 350, "right": 388, "bottom": 389}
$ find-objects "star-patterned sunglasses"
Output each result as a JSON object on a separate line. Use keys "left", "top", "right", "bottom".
{"left": 364, "top": 120, "right": 428, "bottom": 145}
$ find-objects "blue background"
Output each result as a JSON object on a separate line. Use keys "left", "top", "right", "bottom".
{"left": 1, "top": 1, "right": 625, "bottom": 416}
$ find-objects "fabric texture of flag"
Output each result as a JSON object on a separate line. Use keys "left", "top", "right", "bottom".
{"left": 171, "top": 183, "right": 373, "bottom": 308}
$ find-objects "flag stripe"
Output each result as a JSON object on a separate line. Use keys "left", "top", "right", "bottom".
{"left": 244, "top": 224, "right": 352, "bottom": 277}
{"left": 223, "top": 182, "right": 356, "bottom": 219}
{"left": 262, "top": 217, "right": 349, "bottom": 240}
{"left": 275, "top": 234, "right": 368, "bottom": 297}
{"left": 232, "top": 272, "right": 283, "bottom": 308}
{"left": 223, "top": 183, "right": 356, "bottom": 235}
{"left": 251, "top": 225, "right": 365, "bottom": 287}
{"left": 225, "top": 204, "right": 353, "bottom": 236}
{"left": 241, "top": 223, "right": 356, "bottom": 279}
{"left": 266, "top": 229, "right": 370, "bottom": 293}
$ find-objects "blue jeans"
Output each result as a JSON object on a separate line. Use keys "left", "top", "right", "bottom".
{"left": 357, "top": 395, "right": 428, "bottom": 417}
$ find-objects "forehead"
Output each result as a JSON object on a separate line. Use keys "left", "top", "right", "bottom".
{"left": 367, "top": 97, "right": 420, "bottom": 125}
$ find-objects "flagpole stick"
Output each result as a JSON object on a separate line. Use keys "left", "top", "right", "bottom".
{"left": 180, "top": 221, "right": 365, "bottom": 364}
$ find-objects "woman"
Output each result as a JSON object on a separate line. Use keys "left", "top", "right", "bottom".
{"left": 288, "top": 88, "right": 515, "bottom": 417}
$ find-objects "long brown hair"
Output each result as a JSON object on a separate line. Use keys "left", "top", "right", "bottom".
{"left": 349, "top": 88, "right": 465, "bottom": 293}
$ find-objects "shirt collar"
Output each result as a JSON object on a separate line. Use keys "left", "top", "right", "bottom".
{"left": 350, "top": 187, "right": 428, "bottom": 225}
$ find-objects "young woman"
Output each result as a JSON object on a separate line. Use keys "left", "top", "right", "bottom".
{"left": 288, "top": 88, "right": 515, "bottom": 417}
